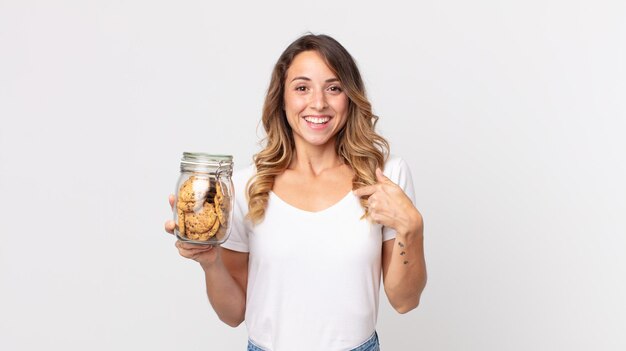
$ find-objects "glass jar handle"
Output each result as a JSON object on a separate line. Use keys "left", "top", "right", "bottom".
{"left": 215, "top": 160, "right": 232, "bottom": 197}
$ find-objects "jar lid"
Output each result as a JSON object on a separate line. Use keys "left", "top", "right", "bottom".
{"left": 182, "top": 152, "right": 232, "bottom": 163}
{"left": 180, "top": 152, "right": 233, "bottom": 173}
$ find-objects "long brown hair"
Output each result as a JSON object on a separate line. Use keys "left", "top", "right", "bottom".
{"left": 247, "top": 34, "right": 389, "bottom": 223}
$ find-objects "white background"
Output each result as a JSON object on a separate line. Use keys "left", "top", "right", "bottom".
{"left": 1, "top": 0, "right": 625, "bottom": 350}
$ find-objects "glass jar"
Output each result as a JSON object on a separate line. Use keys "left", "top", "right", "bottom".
{"left": 174, "top": 153, "right": 234, "bottom": 245}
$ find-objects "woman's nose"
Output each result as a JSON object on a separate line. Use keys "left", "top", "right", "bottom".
{"left": 310, "top": 90, "right": 328, "bottom": 110}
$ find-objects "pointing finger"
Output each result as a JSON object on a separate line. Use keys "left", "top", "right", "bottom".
{"left": 376, "top": 168, "right": 391, "bottom": 184}
{"left": 353, "top": 185, "right": 377, "bottom": 197}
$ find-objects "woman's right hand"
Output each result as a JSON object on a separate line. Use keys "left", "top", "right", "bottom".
{"left": 164, "top": 194, "right": 221, "bottom": 268}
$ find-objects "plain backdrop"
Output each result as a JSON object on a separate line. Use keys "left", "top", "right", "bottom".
{"left": 1, "top": 0, "right": 625, "bottom": 350}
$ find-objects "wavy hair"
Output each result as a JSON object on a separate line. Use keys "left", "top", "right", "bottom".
{"left": 246, "top": 34, "right": 389, "bottom": 223}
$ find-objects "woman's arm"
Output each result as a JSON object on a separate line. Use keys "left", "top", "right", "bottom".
{"left": 354, "top": 168, "right": 427, "bottom": 314}
{"left": 201, "top": 247, "right": 248, "bottom": 327}
{"left": 381, "top": 223, "right": 426, "bottom": 313}
{"left": 165, "top": 195, "right": 248, "bottom": 327}
{"left": 171, "top": 238, "right": 249, "bottom": 328}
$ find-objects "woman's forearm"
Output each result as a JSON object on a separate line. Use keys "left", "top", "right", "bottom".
{"left": 384, "top": 223, "right": 427, "bottom": 314}
{"left": 201, "top": 258, "right": 246, "bottom": 327}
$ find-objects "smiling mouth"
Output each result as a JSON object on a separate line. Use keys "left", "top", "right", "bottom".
{"left": 303, "top": 116, "right": 331, "bottom": 125}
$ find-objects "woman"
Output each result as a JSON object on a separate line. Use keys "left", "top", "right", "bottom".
{"left": 164, "top": 34, "right": 426, "bottom": 351}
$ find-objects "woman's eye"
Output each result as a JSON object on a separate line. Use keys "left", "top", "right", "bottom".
{"left": 328, "top": 86, "right": 343, "bottom": 92}
{"left": 295, "top": 86, "right": 307, "bottom": 91}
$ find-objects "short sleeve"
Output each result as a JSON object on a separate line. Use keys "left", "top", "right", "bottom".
{"left": 220, "top": 165, "right": 255, "bottom": 253}
{"left": 382, "top": 156, "right": 416, "bottom": 241}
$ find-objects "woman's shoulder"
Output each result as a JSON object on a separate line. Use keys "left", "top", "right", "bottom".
{"left": 233, "top": 162, "right": 256, "bottom": 179}
{"left": 384, "top": 154, "right": 410, "bottom": 176}
{"left": 232, "top": 163, "right": 256, "bottom": 190}
{"left": 383, "top": 154, "right": 415, "bottom": 191}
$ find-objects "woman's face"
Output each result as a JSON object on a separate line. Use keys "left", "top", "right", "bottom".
{"left": 283, "top": 50, "right": 349, "bottom": 149}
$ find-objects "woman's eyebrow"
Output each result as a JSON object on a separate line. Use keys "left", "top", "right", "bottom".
{"left": 290, "top": 76, "right": 340, "bottom": 83}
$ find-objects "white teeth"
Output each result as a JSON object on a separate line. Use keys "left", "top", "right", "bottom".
{"left": 304, "top": 116, "right": 330, "bottom": 124}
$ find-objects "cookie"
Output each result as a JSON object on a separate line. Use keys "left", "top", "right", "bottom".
{"left": 177, "top": 176, "right": 195, "bottom": 202}
{"left": 214, "top": 182, "right": 224, "bottom": 205}
{"left": 177, "top": 208, "right": 185, "bottom": 236}
{"left": 178, "top": 176, "right": 210, "bottom": 203}
{"left": 177, "top": 199, "right": 203, "bottom": 212}
{"left": 214, "top": 182, "right": 230, "bottom": 226}
{"left": 187, "top": 232, "right": 204, "bottom": 240}
{"left": 184, "top": 202, "right": 217, "bottom": 233}
{"left": 199, "top": 230, "right": 212, "bottom": 241}
{"left": 208, "top": 214, "right": 220, "bottom": 237}
{"left": 214, "top": 183, "right": 224, "bottom": 225}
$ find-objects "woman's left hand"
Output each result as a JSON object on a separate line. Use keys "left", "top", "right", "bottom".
{"left": 353, "top": 168, "right": 423, "bottom": 236}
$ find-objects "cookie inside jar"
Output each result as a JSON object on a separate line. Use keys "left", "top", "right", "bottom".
{"left": 176, "top": 175, "right": 231, "bottom": 243}
{"left": 175, "top": 153, "right": 232, "bottom": 244}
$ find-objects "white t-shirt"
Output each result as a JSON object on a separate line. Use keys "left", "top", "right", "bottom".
{"left": 221, "top": 156, "right": 416, "bottom": 351}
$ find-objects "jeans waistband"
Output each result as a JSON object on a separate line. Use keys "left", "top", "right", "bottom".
{"left": 246, "top": 331, "right": 379, "bottom": 351}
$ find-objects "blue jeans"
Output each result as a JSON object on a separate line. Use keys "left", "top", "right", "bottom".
{"left": 247, "top": 331, "right": 380, "bottom": 351}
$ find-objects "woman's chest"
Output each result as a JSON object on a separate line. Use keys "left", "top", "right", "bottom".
{"left": 249, "top": 194, "right": 383, "bottom": 267}
{"left": 272, "top": 167, "right": 354, "bottom": 212}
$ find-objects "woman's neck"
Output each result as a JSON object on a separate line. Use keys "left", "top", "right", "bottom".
{"left": 289, "top": 139, "right": 344, "bottom": 176}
